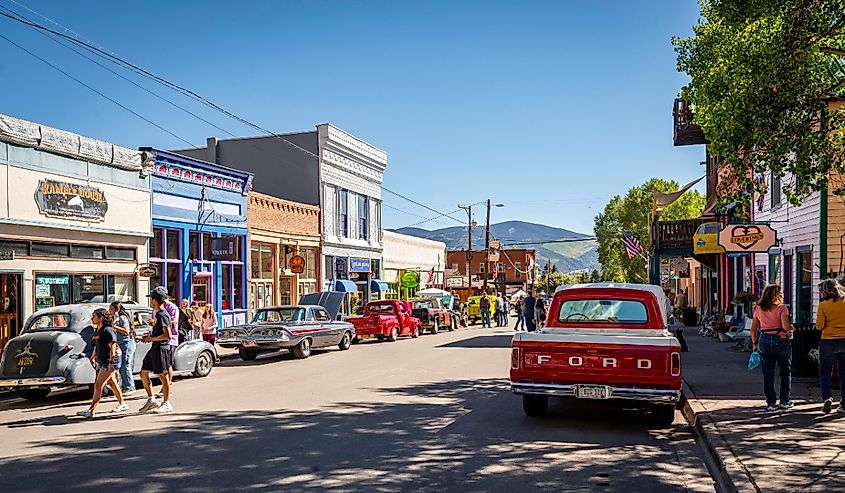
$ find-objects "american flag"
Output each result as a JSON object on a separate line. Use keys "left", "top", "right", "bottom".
{"left": 492, "top": 268, "right": 498, "bottom": 282}
{"left": 427, "top": 267, "right": 435, "bottom": 285}
{"left": 622, "top": 232, "right": 645, "bottom": 259}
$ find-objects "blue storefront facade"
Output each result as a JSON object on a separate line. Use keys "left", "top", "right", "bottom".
{"left": 146, "top": 149, "right": 253, "bottom": 328}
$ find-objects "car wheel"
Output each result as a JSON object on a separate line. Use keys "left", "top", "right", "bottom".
{"left": 411, "top": 325, "right": 420, "bottom": 338}
{"left": 291, "top": 338, "right": 312, "bottom": 359}
{"left": 339, "top": 331, "right": 352, "bottom": 351}
{"left": 192, "top": 350, "right": 214, "bottom": 377}
{"left": 352, "top": 336, "right": 360, "bottom": 345}
{"left": 522, "top": 395, "right": 549, "bottom": 417}
{"left": 650, "top": 404, "right": 676, "bottom": 426}
{"left": 17, "top": 388, "right": 51, "bottom": 400}
{"left": 431, "top": 319, "right": 439, "bottom": 334}
{"left": 388, "top": 326, "right": 400, "bottom": 342}
{"left": 238, "top": 347, "right": 259, "bottom": 361}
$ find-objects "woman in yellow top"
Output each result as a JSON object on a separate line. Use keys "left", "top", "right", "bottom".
{"left": 816, "top": 279, "right": 845, "bottom": 414}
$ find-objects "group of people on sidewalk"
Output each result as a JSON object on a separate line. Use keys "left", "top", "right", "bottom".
{"left": 477, "top": 291, "right": 548, "bottom": 331}
{"left": 77, "top": 286, "right": 218, "bottom": 419}
{"left": 750, "top": 280, "right": 845, "bottom": 414}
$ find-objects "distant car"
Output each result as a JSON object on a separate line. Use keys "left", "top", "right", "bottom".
{"left": 466, "top": 295, "right": 498, "bottom": 325}
{"left": 410, "top": 298, "right": 454, "bottom": 334}
{"left": 347, "top": 299, "right": 421, "bottom": 342}
{"left": 417, "top": 288, "right": 467, "bottom": 328}
{"left": 0, "top": 303, "right": 218, "bottom": 400}
{"left": 217, "top": 292, "right": 355, "bottom": 361}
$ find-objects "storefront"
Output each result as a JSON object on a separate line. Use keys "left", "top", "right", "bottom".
{"left": 0, "top": 113, "right": 153, "bottom": 350}
{"left": 146, "top": 148, "right": 252, "bottom": 328}
{"left": 382, "top": 231, "right": 446, "bottom": 300}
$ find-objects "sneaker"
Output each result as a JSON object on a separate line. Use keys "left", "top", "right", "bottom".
{"left": 153, "top": 401, "right": 173, "bottom": 414}
{"left": 76, "top": 409, "right": 94, "bottom": 418}
{"left": 766, "top": 404, "right": 778, "bottom": 412}
{"left": 111, "top": 403, "right": 129, "bottom": 413}
{"left": 139, "top": 398, "right": 160, "bottom": 413}
{"left": 823, "top": 399, "right": 833, "bottom": 414}
{"left": 779, "top": 401, "right": 795, "bottom": 409}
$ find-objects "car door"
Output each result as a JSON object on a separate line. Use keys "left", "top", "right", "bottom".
{"left": 313, "top": 308, "right": 338, "bottom": 345}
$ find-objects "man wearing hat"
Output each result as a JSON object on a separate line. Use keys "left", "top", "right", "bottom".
{"left": 139, "top": 287, "right": 175, "bottom": 414}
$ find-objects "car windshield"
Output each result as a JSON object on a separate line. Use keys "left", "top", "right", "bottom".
{"left": 367, "top": 304, "right": 396, "bottom": 314}
{"left": 253, "top": 307, "right": 307, "bottom": 323}
{"left": 25, "top": 313, "right": 72, "bottom": 332}
{"left": 413, "top": 300, "right": 433, "bottom": 310}
{"left": 558, "top": 299, "right": 648, "bottom": 324}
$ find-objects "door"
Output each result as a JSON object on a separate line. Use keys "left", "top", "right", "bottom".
{"left": 252, "top": 281, "right": 273, "bottom": 311}
{"left": 279, "top": 277, "right": 293, "bottom": 305}
{"left": 192, "top": 275, "right": 210, "bottom": 306}
{"left": 796, "top": 250, "right": 813, "bottom": 324}
{"left": 0, "top": 273, "right": 22, "bottom": 352}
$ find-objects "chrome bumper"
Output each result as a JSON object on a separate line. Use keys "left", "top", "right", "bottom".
{"left": 511, "top": 382, "right": 681, "bottom": 404}
{"left": 0, "top": 376, "right": 67, "bottom": 388}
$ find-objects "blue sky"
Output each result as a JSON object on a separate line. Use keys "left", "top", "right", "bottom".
{"left": 0, "top": 0, "right": 704, "bottom": 235}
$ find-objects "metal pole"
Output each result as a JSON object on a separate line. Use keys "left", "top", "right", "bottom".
{"left": 484, "top": 199, "right": 491, "bottom": 292}
{"left": 467, "top": 206, "right": 472, "bottom": 299}
{"left": 546, "top": 258, "right": 551, "bottom": 296}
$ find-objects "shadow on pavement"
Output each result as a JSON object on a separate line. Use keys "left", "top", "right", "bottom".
{"left": 437, "top": 335, "right": 513, "bottom": 349}
{"left": 0, "top": 377, "right": 702, "bottom": 493}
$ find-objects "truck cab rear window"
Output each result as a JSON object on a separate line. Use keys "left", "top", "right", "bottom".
{"left": 558, "top": 299, "right": 648, "bottom": 324}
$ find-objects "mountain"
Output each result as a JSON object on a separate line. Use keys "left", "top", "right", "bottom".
{"left": 393, "top": 220, "right": 599, "bottom": 274}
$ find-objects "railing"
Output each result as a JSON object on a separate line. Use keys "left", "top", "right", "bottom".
{"left": 673, "top": 98, "right": 707, "bottom": 146}
{"left": 652, "top": 218, "right": 708, "bottom": 250}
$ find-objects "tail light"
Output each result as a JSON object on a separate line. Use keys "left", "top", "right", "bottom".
{"left": 670, "top": 352, "right": 681, "bottom": 376}
{"left": 511, "top": 347, "right": 521, "bottom": 370}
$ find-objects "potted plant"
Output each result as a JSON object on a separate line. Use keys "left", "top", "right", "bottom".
{"left": 734, "top": 291, "right": 759, "bottom": 317}
{"left": 711, "top": 313, "right": 733, "bottom": 342}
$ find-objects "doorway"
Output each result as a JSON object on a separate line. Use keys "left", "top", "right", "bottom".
{"left": 192, "top": 274, "right": 211, "bottom": 306}
{"left": 0, "top": 273, "right": 22, "bottom": 352}
{"left": 795, "top": 249, "right": 813, "bottom": 324}
{"left": 279, "top": 277, "right": 292, "bottom": 306}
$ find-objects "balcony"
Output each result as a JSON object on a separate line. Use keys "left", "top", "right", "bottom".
{"left": 673, "top": 98, "right": 707, "bottom": 146}
{"left": 652, "top": 218, "right": 709, "bottom": 251}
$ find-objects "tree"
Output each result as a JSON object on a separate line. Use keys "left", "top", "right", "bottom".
{"left": 674, "top": 1, "right": 845, "bottom": 208}
{"left": 594, "top": 179, "right": 705, "bottom": 283}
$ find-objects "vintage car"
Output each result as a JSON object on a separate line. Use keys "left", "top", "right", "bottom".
{"left": 509, "top": 283, "right": 682, "bottom": 425}
{"left": 347, "top": 299, "right": 421, "bottom": 342}
{"left": 466, "top": 295, "right": 498, "bottom": 325}
{"left": 410, "top": 298, "right": 454, "bottom": 333}
{"left": 217, "top": 292, "right": 355, "bottom": 361}
{"left": 0, "top": 303, "right": 218, "bottom": 400}
{"left": 416, "top": 288, "right": 467, "bottom": 328}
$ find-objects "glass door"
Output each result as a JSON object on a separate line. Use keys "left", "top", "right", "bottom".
{"left": 192, "top": 275, "right": 210, "bottom": 306}
{"left": 0, "top": 273, "right": 22, "bottom": 351}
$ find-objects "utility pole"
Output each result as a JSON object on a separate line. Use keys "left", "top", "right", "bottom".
{"left": 546, "top": 258, "right": 551, "bottom": 297}
{"left": 458, "top": 204, "right": 473, "bottom": 300}
{"left": 483, "top": 199, "right": 491, "bottom": 293}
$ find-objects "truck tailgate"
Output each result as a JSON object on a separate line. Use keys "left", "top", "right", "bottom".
{"left": 349, "top": 317, "right": 381, "bottom": 335}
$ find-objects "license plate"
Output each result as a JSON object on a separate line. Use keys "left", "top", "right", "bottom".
{"left": 242, "top": 340, "right": 257, "bottom": 348}
{"left": 576, "top": 385, "right": 609, "bottom": 399}
{"left": 16, "top": 357, "right": 35, "bottom": 367}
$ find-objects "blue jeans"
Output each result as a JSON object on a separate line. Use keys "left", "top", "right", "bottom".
{"left": 818, "top": 338, "right": 845, "bottom": 403}
{"left": 759, "top": 334, "right": 792, "bottom": 406}
{"left": 481, "top": 310, "right": 491, "bottom": 327}
{"left": 525, "top": 317, "right": 537, "bottom": 332}
{"left": 118, "top": 338, "right": 136, "bottom": 392}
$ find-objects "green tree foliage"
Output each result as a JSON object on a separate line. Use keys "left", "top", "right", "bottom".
{"left": 594, "top": 179, "right": 705, "bottom": 283}
{"left": 674, "top": 0, "right": 845, "bottom": 207}
{"left": 535, "top": 270, "right": 596, "bottom": 295}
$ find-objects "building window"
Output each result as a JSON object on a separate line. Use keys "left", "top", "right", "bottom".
{"left": 70, "top": 245, "right": 104, "bottom": 260}
{"left": 233, "top": 264, "right": 244, "bottom": 310}
{"left": 251, "top": 244, "right": 274, "bottom": 279}
{"left": 105, "top": 247, "right": 136, "bottom": 261}
{"left": 220, "top": 238, "right": 246, "bottom": 312}
{"left": 35, "top": 273, "right": 136, "bottom": 307}
{"left": 497, "top": 263, "right": 504, "bottom": 273}
{"left": 302, "top": 247, "right": 318, "bottom": 280}
{"left": 374, "top": 200, "right": 383, "bottom": 242}
{"left": 221, "top": 263, "right": 231, "bottom": 310}
{"left": 452, "top": 263, "right": 458, "bottom": 270}
{"left": 31, "top": 242, "right": 69, "bottom": 258}
{"left": 166, "top": 230, "right": 180, "bottom": 259}
{"left": 338, "top": 188, "right": 349, "bottom": 238}
{"left": 150, "top": 227, "right": 182, "bottom": 300}
{"left": 479, "top": 263, "right": 486, "bottom": 273}
{"left": 771, "top": 173, "right": 782, "bottom": 208}
{"left": 515, "top": 262, "right": 522, "bottom": 279}
{"left": 358, "top": 195, "right": 369, "bottom": 241}
{"left": 202, "top": 233, "right": 214, "bottom": 261}
{"left": 150, "top": 228, "right": 162, "bottom": 259}
{"left": 0, "top": 240, "right": 29, "bottom": 256}
{"left": 189, "top": 232, "right": 200, "bottom": 260}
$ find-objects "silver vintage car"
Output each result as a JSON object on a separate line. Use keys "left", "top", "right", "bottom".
{"left": 218, "top": 292, "right": 355, "bottom": 361}
{"left": 0, "top": 303, "right": 218, "bottom": 399}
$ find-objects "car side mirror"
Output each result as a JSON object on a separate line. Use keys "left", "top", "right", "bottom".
{"left": 336, "top": 314, "right": 344, "bottom": 321}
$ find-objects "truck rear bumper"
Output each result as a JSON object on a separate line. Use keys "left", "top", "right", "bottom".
{"left": 511, "top": 381, "right": 681, "bottom": 404}
{"left": 0, "top": 376, "right": 67, "bottom": 388}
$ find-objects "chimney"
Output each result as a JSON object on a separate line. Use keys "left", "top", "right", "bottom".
{"left": 207, "top": 137, "right": 218, "bottom": 163}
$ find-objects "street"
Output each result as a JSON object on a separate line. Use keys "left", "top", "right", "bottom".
{"left": 0, "top": 328, "right": 715, "bottom": 492}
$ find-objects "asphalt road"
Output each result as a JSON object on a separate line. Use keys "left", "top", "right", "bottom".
{"left": 0, "top": 327, "right": 716, "bottom": 492}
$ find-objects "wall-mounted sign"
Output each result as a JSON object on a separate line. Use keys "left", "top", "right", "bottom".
{"left": 446, "top": 277, "right": 463, "bottom": 288}
{"left": 35, "top": 296, "right": 55, "bottom": 310}
{"left": 138, "top": 264, "right": 159, "bottom": 278}
{"left": 718, "top": 224, "right": 777, "bottom": 253}
{"left": 289, "top": 255, "right": 305, "bottom": 274}
{"left": 34, "top": 179, "right": 109, "bottom": 222}
{"left": 349, "top": 258, "right": 371, "bottom": 273}
{"left": 488, "top": 241, "right": 501, "bottom": 262}
{"left": 401, "top": 271, "right": 420, "bottom": 288}
{"left": 693, "top": 222, "right": 725, "bottom": 255}
{"left": 210, "top": 237, "right": 238, "bottom": 261}
{"left": 0, "top": 251, "right": 14, "bottom": 261}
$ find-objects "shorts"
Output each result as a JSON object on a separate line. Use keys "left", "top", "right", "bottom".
{"left": 97, "top": 359, "right": 121, "bottom": 371}
{"left": 142, "top": 345, "right": 173, "bottom": 374}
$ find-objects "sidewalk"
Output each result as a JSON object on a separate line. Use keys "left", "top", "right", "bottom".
{"left": 680, "top": 329, "right": 845, "bottom": 492}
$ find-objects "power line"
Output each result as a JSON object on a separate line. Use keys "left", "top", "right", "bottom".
{"left": 381, "top": 187, "right": 465, "bottom": 225}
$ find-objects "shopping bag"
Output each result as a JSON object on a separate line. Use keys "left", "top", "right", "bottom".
{"left": 748, "top": 350, "right": 762, "bottom": 370}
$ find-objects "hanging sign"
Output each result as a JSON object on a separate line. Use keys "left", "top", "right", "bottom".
{"left": 401, "top": 271, "right": 420, "bottom": 288}
{"left": 210, "top": 237, "right": 239, "bottom": 261}
{"left": 35, "top": 179, "right": 108, "bottom": 222}
{"left": 138, "top": 264, "right": 159, "bottom": 278}
{"left": 718, "top": 224, "right": 777, "bottom": 253}
{"left": 488, "top": 241, "right": 501, "bottom": 262}
{"left": 289, "top": 255, "right": 305, "bottom": 274}
{"left": 0, "top": 251, "right": 14, "bottom": 261}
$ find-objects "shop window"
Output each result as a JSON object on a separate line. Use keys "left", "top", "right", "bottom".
{"left": 105, "top": 247, "right": 136, "bottom": 261}
{"left": 35, "top": 274, "right": 71, "bottom": 308}
{"left": 298, "top": 281, "right": 317, "bottom": 297}
{"left": 202, "top": 233, "right": 214, "bottom": 261}
{"left": 221, "top": 263, "right": 231, "bottom": 310}
{"left": 302, "top": 248, "right": 317, "bottom": 280}
{"left": 358, "top": 195, "right": 369, "bottom": 241}
{"left": 166, "top": 230, "right": 180, "bottom": 259}
{"left": 233, "top": 264, "right": 244, "bottom": 309}
{"left": 150, "top": 228, "right": 163, "bottom": 259}
{"left": 108, "top": 275, "right": 136, "bottom": 302}
{"left": 768, "top": 255, "right": 781, "bottom": 284}
{"left": 166, "top": 264, "right": 181, "bottom": 300}
{"left": 0, "top": 240, "right": 29, "bottom": 256}
{"left": 71, "top": 245, "right": 105, "bottom": 259}
{"left": 72, "top": 275, "right": 105, "bottom": 303}
{"left": 251, "top": 244, "right": 274, "bottom": 279}
{"left": 189, "top": 232, "right": 200, "bottom": 260}
{"left": 31, "top": 242, "right": 69, "bottom": 258}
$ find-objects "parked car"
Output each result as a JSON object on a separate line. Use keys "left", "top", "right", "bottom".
{"left": 217, "top": 292, "right": 355, "bottom": 361}
{"left": 0, "top": 303, "right": 218, "bottom": 400}
{"left": 416, "top": 288, "right": 467, "bottom": 328}
{"left": 509, "top": 283, "right": 682, "bottom": 425}
{"left": 410, "top": 298, "right": 454, "bottom": 334}
{"left": 466, "top": 295, "right": 498, "bottom": 325}
{"left": 347, "top": 299, "right": 421, "bottom": 342}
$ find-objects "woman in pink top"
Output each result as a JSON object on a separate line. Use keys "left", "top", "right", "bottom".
{"left": 750, "top": 284, "right": 796, "bottom": 411}
{"left": 201, "top": 303, "right": 218, "bottom": 344}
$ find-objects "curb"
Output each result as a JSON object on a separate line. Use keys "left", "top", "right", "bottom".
{"left": 681, "top": 382, "right": 760, "bottom": 493}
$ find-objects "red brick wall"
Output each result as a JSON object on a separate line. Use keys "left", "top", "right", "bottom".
{"left": 446, "top": 249, "right": 536, "bottom": 284}
{"left": 248, "top": 191, "right": 320, "bottom": 237}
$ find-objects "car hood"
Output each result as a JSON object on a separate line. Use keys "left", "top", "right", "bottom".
{"left": 299, "top": 292, "right": 345, "bottom": 320}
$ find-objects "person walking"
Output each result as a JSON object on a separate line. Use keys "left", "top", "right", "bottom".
{"left": 139, "top": 289, "right": 175, "bottom": 414}
{"left": 815, "top": 279, "right": 845, "bottom": 414}
{"left": 523, "top": 291, "right": 537, "bottom": 332}
{"left": 535, "top": 297, "right": 548, "bottom": 329}
{"left": 494, "top": 296, "right": 504, "bottom": 327}
{"left": 77, "top": 308, "right": 127, "bottom": 418}
{"left": 201, "top": 303, "right": 218, "bottom": 344}
{"left": 514, "top": 297, "right": 525, "bottom": 331}
{"left": 750, "top": 284, "right": 795, "bottom": 411}
{"left": 480, "top": 293, "right": 491, "bottom": 328}
{"left": 502, "top": 297, "right": 510, "bottom": 328}
{"left": 178, "top": 298, "right": 194, "bottom": 342}
{"left": 109, "top": 302, "right": 136, "bottom": 395}
{"left": 191, "top": 301, "right": 204, "bottom": 339}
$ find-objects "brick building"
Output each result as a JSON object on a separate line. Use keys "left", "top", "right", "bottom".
{"left": 247, "top": 191, "right": 321, "bottom": 314}
{"left": 445, "top": 249, "right": 537, "bottom": 298}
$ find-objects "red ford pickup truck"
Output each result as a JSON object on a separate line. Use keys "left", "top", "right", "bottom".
{"left": 347, "top": 300, "right": 421, "bottom": 342}
{"left": 510, "top": 283, "right": 681, "bottom": 425}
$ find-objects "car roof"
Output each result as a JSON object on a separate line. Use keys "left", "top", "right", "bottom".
{"left": 257, "top": 305, "right": 325, "bottom": 311}
{"left": 30, "top": 303, "right": 149, "bottom": 317}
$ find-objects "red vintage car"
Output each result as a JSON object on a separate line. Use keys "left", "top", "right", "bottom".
{"left": 347, "top": 300, "right": 421, "bottom": 342}
{"left": 510, "top": 283, "right": 681, "bottom": 425}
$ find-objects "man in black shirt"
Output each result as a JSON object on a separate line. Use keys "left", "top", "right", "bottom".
{"left": 523, "top": 291, "right": 537, "bottom": 332}
{"left": 139, "top": 289, "right": 174, "bottom": 413}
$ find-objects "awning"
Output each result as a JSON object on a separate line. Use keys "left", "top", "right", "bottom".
{"left": 370, "top": 279, "right": 389, "bottom": 292}
{"left": 335, "top": 280, "right": 358, "bottom": 293}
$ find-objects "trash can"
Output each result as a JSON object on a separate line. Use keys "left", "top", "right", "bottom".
{"left": 682, "top": 307, "right": 697, "bottom": 327}
{"left": 792, "top": 324, "right": 821, "bottom": 377}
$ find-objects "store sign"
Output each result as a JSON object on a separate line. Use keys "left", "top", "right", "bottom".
{"left": 446, "top": 277, "right": 463, "bottom": 288}
{"left": 718, "top": 224, "right": 777, "bottom": 253}
{"left": 210, "top": 237, "right": 238, "bottom": 261}
{"left": 488, "top": 241, "right": 501, "bottom": 262}
{"left": 349, "top": 258, "right": 371, "bottom": 273}
{"left": 401, "top": 271, "right": 420, "bottom": 288}
{"left": 693, "top": 222, "right": 725, "bottom": 255}
{"left": 138, "top": 264, "right": 159, "bottom": 278}
{"left": 34, "top": 179, "right": 108, "bottom": 222}
{"left": 289, "top": 255, "right": 305, "bottom": 274}
{"left": 0, "top": 251, "right": 14, "bottom": 261}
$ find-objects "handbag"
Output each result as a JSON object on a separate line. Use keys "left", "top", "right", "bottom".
{"left": 748, "top": 350, "right": 762, "bottom": 370}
